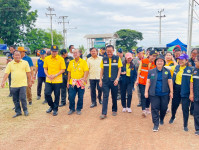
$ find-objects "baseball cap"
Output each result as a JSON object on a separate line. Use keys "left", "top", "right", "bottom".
{"left": 40, "top": 49, "right": 46, "bottom": 55}
{"left": 177, "top": 54, "right": 189, "bottom": 60}
{"left": 51, "top": 45, "right": 59, "bottom": 51}
{"left": 136, "top": 47, "right": 143, "bottom": 53}
{"left": 60, "top": 49, "right": 67, "bottom": 55}
{"left": 125, "top": 53, "right": 133, "bottom": 59}
{"left": 149, "top": 50, "right": 158, "bottom": 55}
{"left": 118, "top": 48, "right": 123, "bottom": 53}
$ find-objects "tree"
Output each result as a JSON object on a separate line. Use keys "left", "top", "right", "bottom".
{"left": 0, "top": 0, "right": 37, "bottom": 46}
{"left": 23, "top": 28, "right": 64, "bottom": 52}
{"left": 116, "top": 29, "right": 143, "bottom": 52}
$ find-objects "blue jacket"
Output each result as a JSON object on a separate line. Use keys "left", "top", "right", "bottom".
{"left": 120, "top": 62, "right": 137, "bottom": 87}
{"left": 173, "top": 65, "right": 193, "bottom": 98}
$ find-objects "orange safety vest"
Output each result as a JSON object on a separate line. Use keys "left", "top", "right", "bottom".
{"left": 139, "top": 58, "right": 156, "bottom": 85}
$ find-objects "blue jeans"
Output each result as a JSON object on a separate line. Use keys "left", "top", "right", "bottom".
{"left": 69, "top": 85, "right": 85, "bottom": 111}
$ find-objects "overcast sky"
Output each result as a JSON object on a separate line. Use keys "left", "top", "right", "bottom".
{"left": 30, "top": 0, "right": 199, "bottom": 49}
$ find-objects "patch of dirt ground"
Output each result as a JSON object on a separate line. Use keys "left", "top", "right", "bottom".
{"left": 0, "top": 57, "right": 199, "bottom": 150}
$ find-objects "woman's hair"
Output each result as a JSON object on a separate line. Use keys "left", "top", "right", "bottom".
{"left": 123, "top": 59, "right": 134, "bottom": 69}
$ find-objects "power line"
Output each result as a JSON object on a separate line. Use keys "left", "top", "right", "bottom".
{"left": 156, "top": 9, "right": 166, "bottom": 45}
{"left": 58, "top": 16, "right": 69, "bottom": 49}
{"left": 46, "top": 7, "right": 56, "bottom": 45}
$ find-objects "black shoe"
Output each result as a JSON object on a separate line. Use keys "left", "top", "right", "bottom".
{"left": 37, "top": 96, "right": 41, "bottom": 100}
{"left": 99, "top": 100, "right": 102, "bottom": 104}
{"left": 160, "top": 120, "right": 164, "bottom": 125}
{"left": 153, "top": 125, "right": 159, "bottom": 132}
{"left": 46, "top": 107, "right": 53, "bottom": 113}
{"left": 29, "top": 102, "right": 32, "bottom": 105}
{"left": 59, "top": 103, "right": 66, "bottom": 107}
{"left": 42, "top": 100, "right": 47, "bottom": 104}
{"left": 169, "top": 118, "right": 175, "bottom": 124}
{"left": 184, "top": 127, "right": 189, "bottom": 132}
{"left": 24, "top": 111, "right": 29, "bottom": 116}
{"left": 13, "top": 113, "right": 22, "bottom": 118}
{"left": 8, "top": 94, "right": 12, "bottom": 97}
{"left": 90, "top": 103, "right": 97, "bottom": 108}
{"left": 112, "top": 111, "right": 117, "bottom": 116}
{"left": 76, "top": 111, "right": 82, "bottom": 115}
{"left": 137, "top": 103, "right": 142, "bottom": 107}
{"left": 53, "top": 110, "right": 58, "bottom": 116}
{"left": 68, "top": 110, "right": 75, "bottom": 115}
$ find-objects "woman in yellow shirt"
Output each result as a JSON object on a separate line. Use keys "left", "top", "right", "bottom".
{"left": 120, "top": 53, "right": 137, "bottom": 113}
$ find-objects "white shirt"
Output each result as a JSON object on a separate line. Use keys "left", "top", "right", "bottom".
{"left": 68, "top": 52, "right": 73, "bottom": 58}
{"left": 87, "top": 56, "right": 102, "bottom": 79}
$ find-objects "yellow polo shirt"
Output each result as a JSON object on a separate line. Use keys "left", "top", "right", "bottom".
{"left": 126, "top": 63, "right": 131, "bottom": 77}
{"left": 67, "top": 58, "right": 89, "bottom": 84}
{"left": 171, "top": 66, "right": 186, "bottom": 85}
{"left": 43, "top": 55, "right": 66, "bottom": 83}
{"left": 100, "top": 57, "right": 123, "bottom": 77}
{"left": 35, "top": 58, "right": 45, "bottom": 67}
{"left": 5, "top": 60, "right": 30, "bottom": 87}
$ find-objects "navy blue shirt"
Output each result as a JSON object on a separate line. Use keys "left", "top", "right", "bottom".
{"left": 22, "top": 55, "right": 33, "bottom": 67}
{"left": 155, "top": 69, "right": 171, "bottom": 96}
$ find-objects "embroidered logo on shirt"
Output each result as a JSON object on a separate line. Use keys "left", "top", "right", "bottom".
{"left": 187, "top": 70, "right": 191, "bottom": 73}
{"left": 113, "top": 60, "right": 116, "bottom": 63}
{"left": 104, "top": 60, "right": 108, "bottom": 64}
{"left": 165, "top": 71, "right": 168, "bottom": 75}
{"left": 194, "top": 71, "right": 197, "bottom": 74}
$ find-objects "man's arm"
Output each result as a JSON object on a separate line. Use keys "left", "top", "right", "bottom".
{"left": 99, "top": 68, "right": 104, "bottom": 87}
{"left": 135, "top": 61, "right": 142, "bottom": 86}
{"left": 26, "top": 72, "right": 32, "bottom": 87}
{"left": 114, "top": 67, "right": 121, "bottom": 86}
{"left": 190, "top": 81, "right": 194, "bottom": 102}
{"left": 34, "top": 67, "right": 38, "bottom": 80}
{"left": 168, "top": 79, "right": 173, "bottom": 99}
{"left": 144, "top": 79, "right": 150, "bottom": 98}
{"left": 67, "top": 72, "right": 71, "bottom": 88}
{"left": 1, "top": 73, "right": 9, "bottom": 88}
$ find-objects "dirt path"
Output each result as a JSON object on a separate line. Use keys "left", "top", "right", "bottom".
{"left": 0, "top": 56, "right": 199, "bottom": 150}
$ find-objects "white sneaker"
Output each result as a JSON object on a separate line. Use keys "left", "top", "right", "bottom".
{"left": 127, "top": 108, "right": 132, "bottom": 113}
{"left": 142, "top": 110, "right": 147, "bottom": 117}
{"left": 146, "top": 108, "right": 151, "bottom": 115}
{"left": 122, "top": 108, "right": 126, "bottom": 112}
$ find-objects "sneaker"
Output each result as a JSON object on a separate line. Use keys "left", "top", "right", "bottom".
{"left": 160, "top": 120, "right": 164, "bottom": 125}
{"left": 169, "top": 118, "right": 175, "bottom": 124}
{"left": 195, "top": 131, "right": 199, "bottom": 135}
{"left": 142, "top": 110, "right": 147, "bottom": 117}
{"left": 12, "top": 113, "right": 22, "bottom": 118}
{"left": 68, "top": 110, "right": 75, "bottom": 115}
{"left": 46, "top": 107, "right": 53, "bottom": 113}
{"left": 53, "top": 110, "right": 58, "bottom": 116}
{"left": 100, "top": 114, "right": 107, "bottom": 119}
{"left": 153, "top": 125, "right": 159, "bottom": 132}
{"left": 24, "top": 111, "right": 29, "bottom": 116}
{"left": 112, "top": 111, "right": 117, "bottom": 116}
{"left": 146, "top": 108, "right": 151, "bottom": 114}
{"left": 127, "top": 108, "right": 132, "bottom": 113}
{"left": 184, "top": 127, "right": 189, "bottom": 132}
{"left": 42, "top": 100, "right": 47, "bottom": 104}
{"left": 122, "top": 108, "right": 126, "bottom": 112}
{"left": 37, "top": 96, "right": 41, "bottom": 100}
{"left": 76, "top": 111, "right": 82, "bottom": 115}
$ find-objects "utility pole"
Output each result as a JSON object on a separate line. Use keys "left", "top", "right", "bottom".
{"left": 46, "top": 7, "right": 56, "bottom": 45}
{"left": 156, "top": 9, "right": 166, "bottom": 45}
{"left": 58, "top": 16, "right": 69, "bottom": 49}
{"left": 187, "top": 0, "right": 195, "bottom": 55}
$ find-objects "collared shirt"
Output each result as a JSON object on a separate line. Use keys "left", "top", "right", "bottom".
{"left": 67, "top": 58, "right": 89, "bottom": 84}
{"left": 5, "top": 60, "right": 30, "bottom": 87}
{"left": 35, "top": 58, "right": 45, "bottom": 67}
{"left": 171, "top": 66, "right": 186, "bottom": 85}
{"left": 87, "top": 56, "right": 102, "bottom": 79}
{"left": 7, "top": 53, "right": 13, "bottom": 60}
{"left": 63, "top": 56, "right": 73, "bottom": 77}
{"left": 100, "top": 57, "right": 123, "bottom": 78}
{"left": 22, "top": 55, "right": 33, "bottom": 67}
{"left": 126, "top": 63, "right": 131, "bottom": 77}
{"left": 43, "top": 55, "right": 66, "bottom": 83}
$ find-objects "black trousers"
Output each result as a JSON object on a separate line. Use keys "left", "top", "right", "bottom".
{"left": 190, "top": 102, "right": 194, "bottom": 115}
{"left": 60, "top": 77, "right": 67, "bottom": 105}
{"left": 8, "top": 74, "right": 12, "bottom": 95}
{"left": 121, "top": 77, "right": 133, "bottom": 108}
{"left": 90, "top": 79, "right": 102, "bottom": 104}
{"left": 150, "top": 95, "right": 169, "bottom": 126}
{"left": 37, "top": 77, "right": 46, "bottom": 97}
{"left": 45, "top": 83, "right": 61, "bottom": 111}
{"left": 117, "top": 81, "right": 121, "bottom": 98}
{"left": 139, "top": 84, "right": 150, "bottom": 110}
{"left": 194, "top": 101, "right": 199, "bottom": 131}
{"left": 102, "top": 79, "right": 118, "bottom": 115}
{"left": 171, "top": 84, "right": 191, "bottom": 127}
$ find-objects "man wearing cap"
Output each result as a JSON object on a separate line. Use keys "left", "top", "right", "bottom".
{"left": 145, "top": 55, "right": 173, "bottom": 132}
{"left": 59, "top": 49, "right": 73, "bottom": 107}
{"left": 99, "top": 45, "right": 123, "bottom": 119}
{"left": 168, "top": 54, "right": 192, "bottom": 131}
{"left": 18, "top": 47, "right": 34, "bottom": 105}
{"left": 99, "top": 47, "right": 107, "bottom": 57}
{"left": 135, "top": 50, "right": 157, "bottom": 117}
{"left": 1, "top": 50, "right": 32, "bottom": 118}
{"left": 67, "top": 49, "right": 89, "bottom": 115}
{"left": 43, "top": 45, "right": 66, "bottom": 116}
{"left": 133, "top": 47, "right": 145, "bottom": 107}
{"left": 117, "top": 48, "right": 125, "bottom": 100}
{"left": 7, "top": 45, "right": 15, "bottom": 97}
{"left": 34, "top": 49, "right": 47, "bottom": 104}
{"left": 173, "top": 47, "right": 181, "bottom": 62}
{"left": 87, "top": 47, "right": 103, "bottom": 108}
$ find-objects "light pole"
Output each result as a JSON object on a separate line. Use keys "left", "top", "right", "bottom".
{"left": 156, "top": 9, "right": 166, "bottom": 45}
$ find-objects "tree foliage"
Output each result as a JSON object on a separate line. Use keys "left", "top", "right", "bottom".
{"left": 116, "top": 29, "right": 143, "bottom": 52}
{"left": 0, "top": 0, "right": 38, "bottom": 45}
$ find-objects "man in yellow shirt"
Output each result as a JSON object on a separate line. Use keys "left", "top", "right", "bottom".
{"left": 99, "top": 45, "right": 123, "bottom": 119}
{"left": 1, "top": 51, "right": 32, "bottom": 118}
{"left": 67, "top": 49, "right": 89, "bottom": 115}
{"left": 43, "top": 45, "right": 66, "bottom": 116}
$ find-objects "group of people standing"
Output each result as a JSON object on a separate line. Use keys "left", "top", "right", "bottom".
{"left": 1, "top": 44, "right": 199, "bottom": 135}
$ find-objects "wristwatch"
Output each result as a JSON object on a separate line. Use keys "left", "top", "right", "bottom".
{"left": 116, "top": 78, "right": 119, "bottom": 81}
